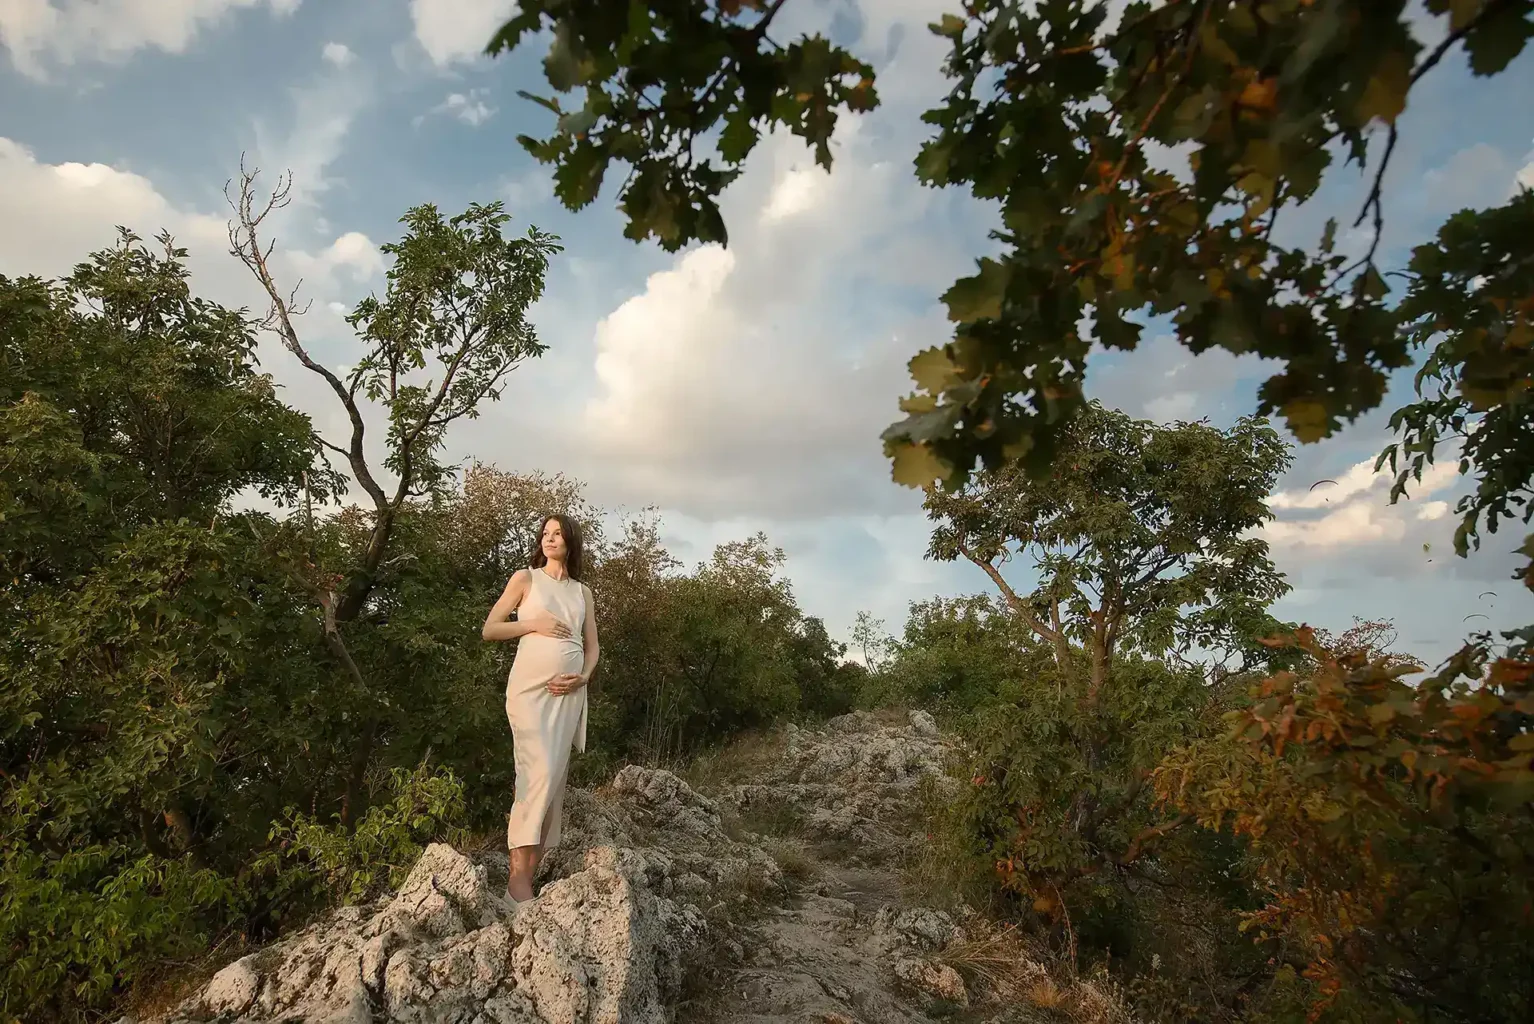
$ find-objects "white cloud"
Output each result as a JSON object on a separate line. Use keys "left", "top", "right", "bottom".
{"left": 0, "top": 136, "right": 381, "bottom": 329}
{"left": 287, "top": 230, "right": 385, "bottom": 285}
{"left": 433, "top": 88, "right": 496, "bottom": 127}
{"left": 1417, "top": 500, "right": 1450, "bottom": 521}
{"left": 1515, "top": 144, "right": 1534, "bottom": 194}
{"left": 760, "top": 166, "right": 831, "bottom": 224}
{"left": 0, "top": 136, "right": 229, "bottom": 284}
{"left": 321, "top": 41, "right": 353, "bottom": 67}
{"left": 1144, "top": 390, "right": 1198, "bottom": 423}
{"left": 1260, "top": 455, "right": 1461, "bottom": 549}
{"left": 409, "top": 0, "right": 513, "bottom": 67}
{"left": 0, "top": 0, "right": 299, "bottom": 78}
{"left": 249, "top": 63, "right": 371, "bottom": 207}
{"left": 547, "top": 107, "right": 987, "bottom": 520}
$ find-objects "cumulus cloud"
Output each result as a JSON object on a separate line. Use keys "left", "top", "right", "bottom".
{"left": 0, "top": 0, "right": 299, "bottom": 78}
{"left": 321, "top": 41, "right": 353, "bottom": 67}
{"left": 1261, "top": 454, "right": 1461, "bottom": 547}
{"left": 430, "top": 0, "right": 991, "bottom": 522}
{"left": 0, "top": 136, "right": 229, "bottom": 284}
{"left": 1516, "top": 145, "right": 1534, "bottom": 194}
{"left": 1269, "top": 455, "right": 1451, "bottom": 513}
{"left": 286, "top": 230, "right": 385, "bottom": 285}
{"left": 556, "top": 109, "right": 987, "bottom": 520}
{"left": 408, "top": 0, "right": 513, "bottom": 67}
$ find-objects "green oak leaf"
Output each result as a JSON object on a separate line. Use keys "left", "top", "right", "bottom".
{"left": 942, "top": 258, "right": 1010, "bottom": 323}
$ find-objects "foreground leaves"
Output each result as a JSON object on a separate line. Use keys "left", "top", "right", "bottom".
{"left": 488, "top": 0, "right": 876, "bottom": 250}
{"left": 489, "top": 1, "right": 1533, "bottom": 486}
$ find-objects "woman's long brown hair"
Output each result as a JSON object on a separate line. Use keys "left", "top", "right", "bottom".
{"left": 529, "top": 513, "right": 584, "bottom": 581}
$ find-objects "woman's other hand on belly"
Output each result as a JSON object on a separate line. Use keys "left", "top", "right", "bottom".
{"left": 546, "top": 673, "right": 588, "bottom": 696}
{"left": 520, "top": 609, "right": 572, "bottom": 640}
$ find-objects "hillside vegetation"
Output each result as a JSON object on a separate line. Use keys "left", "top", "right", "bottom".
{"left": 7, "top": 0, "right": 1534, "bottom": 1017}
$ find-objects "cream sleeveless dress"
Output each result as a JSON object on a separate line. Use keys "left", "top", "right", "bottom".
{"left": 505, "top": 566, "right": 589, "bottom": 851}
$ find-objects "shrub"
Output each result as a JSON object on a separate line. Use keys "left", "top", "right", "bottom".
{"left": 254, "top": 761, "right": 470, "bottom": 909}
{"left": 1155, "top": 628, "right": 1534, "bottom": 1021}
{"left": 0, "top": 843, "right": 240, "bottom": 1023}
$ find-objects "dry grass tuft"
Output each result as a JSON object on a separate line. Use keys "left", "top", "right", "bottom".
{"left": 763, "top": 836, "right": 819, "bottom": 883}
{"left": 1026, "top": 975, "right": 1071, "bottom": 1010}
{"left": 683, "top": 728, "right": 790, "bottom": 795}
{"left": 119, "top": 930, "right": 254, "bottom": 1023}
{"left": 936, "top": 917, "right": 1051, "bottom": 997}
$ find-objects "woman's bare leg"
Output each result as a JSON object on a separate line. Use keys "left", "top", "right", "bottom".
{"left": 507, "top": 843, "right": 540, "bottom": 901}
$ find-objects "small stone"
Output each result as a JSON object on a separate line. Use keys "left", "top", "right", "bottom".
{"left": 892, "top": 955, "right": 969, "bottom": 1006}
{"left": 201, "top": 955, "right": 259, "bottom": 1015}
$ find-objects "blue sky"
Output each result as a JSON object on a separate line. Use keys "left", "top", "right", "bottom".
{"left": 1, "top": 0, "right": 1530, "bottom": 671}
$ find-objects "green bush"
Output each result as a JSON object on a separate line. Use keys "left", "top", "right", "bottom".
{"left": 867, "top": 594, "right": 1045, "bottom": 717}
{"left": 585, "top": 529, "right": 851, "bottom": 763}
{"left": 941, "top": 654, "right": 1207, "bottom": 913}
{"left": 255, "top": 762, "right": 470, "bottom": 908}
{"left": 0, "top": 845, "right": 240, "bottom": 1024}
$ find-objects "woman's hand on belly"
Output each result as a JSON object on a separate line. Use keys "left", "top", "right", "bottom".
{"left": 520, "top": 609, "right": 573, "bottom": 640}
{"left": 546, "top": 672, "right": 587, "bottom": 696}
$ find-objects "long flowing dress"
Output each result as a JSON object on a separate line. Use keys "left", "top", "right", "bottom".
{"left": 505, "top": 566, "right": 589, "bottom": 851}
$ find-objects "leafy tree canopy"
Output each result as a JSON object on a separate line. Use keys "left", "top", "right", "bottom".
{"left": 923, "top": 401, "right": 1292, "bottom": 695}
{"left": 487, "top": 0, "right": 1532, "bottom": 499}
{"left": 1378, "top": 190, "right": 1534, "bottom": 592}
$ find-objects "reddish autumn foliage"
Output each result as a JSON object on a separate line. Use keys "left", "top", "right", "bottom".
{"left": 1154, "top": 626, "right": 1534, "bottom": 1020}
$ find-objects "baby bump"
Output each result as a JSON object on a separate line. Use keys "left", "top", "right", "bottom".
{"left": 509, "top": 635, "right": 584, "bottom": 687}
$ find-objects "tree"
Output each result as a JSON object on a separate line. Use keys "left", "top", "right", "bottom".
{"left": 227, "top": 165, "right": 560, "bottom": 615}
{"left": 1378, "top": 190, "right": 1534, "bottom": 604}
{"left": 445, "top": 462, "right": 607, "bottom": 585}
{"left": 486, "top": 0, "right": 1532, "bottom": 486}
{"left": 226, "top": 165, "right": 561, "bottom": 823}
{"left": 924, "top": 401, "right": 1292, "bottom": 700}
{"left": 871, "top": 595, "right": 1046, "bottom": 713}
{"left": 0, "top": 232, "right": 338, "bottom": 1019}
{"left": 850, "top": 609, "right": 895, "bottom": 673}
{"left": 924, "top": 402, "right": 1290, "bottom": 937}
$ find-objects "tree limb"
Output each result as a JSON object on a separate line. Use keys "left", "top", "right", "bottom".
{"left": 224, "top": 160, "right": 390, "bottom": 516}
{"left": 1118, "top": 813, "right": 1191, "bottom": 866}
{"left": 959, "top": 537, "right": 1074, "bottom": 667}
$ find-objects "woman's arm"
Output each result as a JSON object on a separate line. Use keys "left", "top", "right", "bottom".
{"left": 482, "top": 571, "right": 533, "bottom": 641}
{"left": 577, "top": 583, "right": 600, "bottom": 683}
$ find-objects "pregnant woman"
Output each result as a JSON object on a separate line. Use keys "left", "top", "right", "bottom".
{"left": 481, "top": 513, "right": 600, "bottom": 903}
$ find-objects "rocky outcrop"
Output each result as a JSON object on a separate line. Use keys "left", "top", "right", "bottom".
{"left": 162, "top": 837, "right": 705, "bottom": 1024}
{"left": 149, "top": 709, "right": 1126, "bottom": 1024}
{"left": 719, "top": 710, "right": 958, "bottom": 853}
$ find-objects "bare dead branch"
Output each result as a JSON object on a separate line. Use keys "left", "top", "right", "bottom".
{"left": 224, "top": 156, "right": 389, "bottom": 515}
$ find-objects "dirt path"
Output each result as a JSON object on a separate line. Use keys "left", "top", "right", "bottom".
{"left": 675, "top": 712, "right": 987, "bottom": 1024}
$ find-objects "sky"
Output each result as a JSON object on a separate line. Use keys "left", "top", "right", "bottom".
{"left": 1, "top": 0, "right": 1531, "bottom": 672}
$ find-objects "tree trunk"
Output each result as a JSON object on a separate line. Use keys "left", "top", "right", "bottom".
{"left": 162, "top": 800, "right": 206, "bottom": 868}
{"left": 339, "top": 717, "right": 379, "bottom": 831}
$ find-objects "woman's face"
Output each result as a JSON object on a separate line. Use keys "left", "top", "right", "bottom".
{"left": 541, "top": 519, "right": 568, "bottom": 561}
